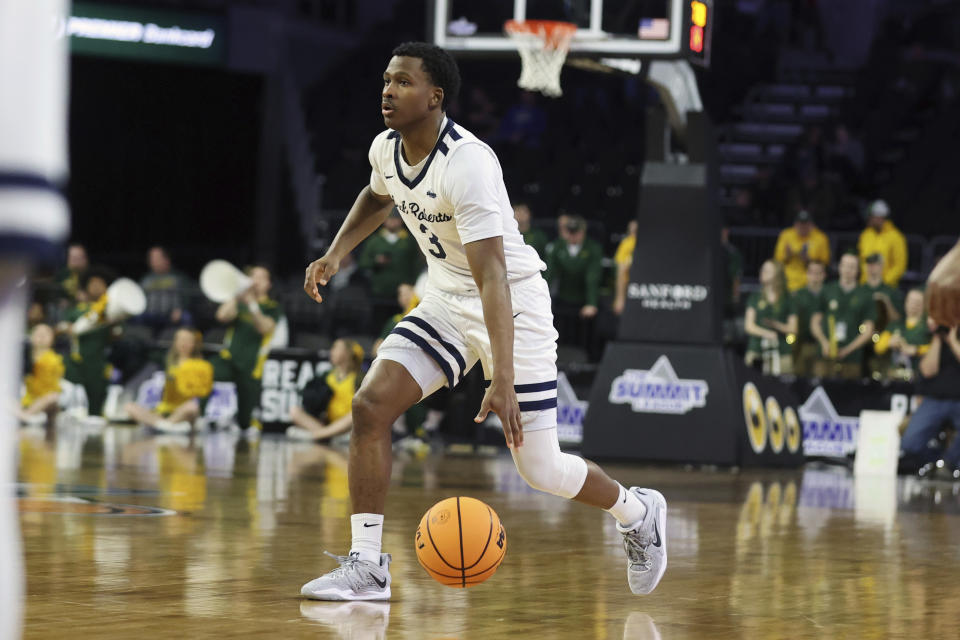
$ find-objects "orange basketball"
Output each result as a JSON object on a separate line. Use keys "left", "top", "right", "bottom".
{"left": 415, "top": 496, "right": 506, "bottom": 588}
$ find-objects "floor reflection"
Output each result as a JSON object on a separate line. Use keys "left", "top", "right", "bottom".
{"left": 14, "top": 421, "right": 960, "bottom": 639}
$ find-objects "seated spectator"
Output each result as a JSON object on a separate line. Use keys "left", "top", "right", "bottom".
{"left": 139, "top": 246, "right": 191, "bottom": 335}
{"left": 124, "top": 328, "right": 212, "bottom": 433}
{"left": 811, "top": 253, "right": 877, "bottom": 380}
{"left": 900, "top": 324, "right": 960, "bottom": 478}
{"left": 513, "top": 203, "right": 548, "bottom": 259}
{"left": 858, "top": 200, "right": 907, "bottom": 286}
{"left": 874, "top": 288, "right": 932, "bottom": 380}
{"left": 545, "top": 215, "right": 602, "bottom": 351}
{"left": 54, "top": 243, "right": 88, "bottom": 303}
{"left": 286, "top": 339, "right": 364, "bottom": 442}
{"left": 745, "top": 260, "right": 797, "bottom": 375}
{"left": 791, "top": 260, "right": 827, "bottom": 377}
{"left": 17, "top": 324, "right": 63, "bottom": 427}
{"left": 612, "top": 220, "right": 638, "bottom": 316}
{"left": 359, "top": 209, "right": 420, "bottom": 329}
{"left": 62, "top": 267, "right": 115, "bottom": 416}
{"left": 213, "top": 265, "right": 284, "bottom": 434}
{"left": 862, "top": 252, "right": 903, "bottom": 332}
{"left": 774, "top": 209, "right": 831, "bottom": 291}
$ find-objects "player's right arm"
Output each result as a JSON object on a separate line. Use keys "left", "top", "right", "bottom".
{"left": 304, "top": 186, "right": 394, "bottom": 303}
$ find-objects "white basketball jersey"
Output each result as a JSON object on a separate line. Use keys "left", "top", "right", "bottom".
{"left": 368, "top": 118, "right": 545, "bottom": 295}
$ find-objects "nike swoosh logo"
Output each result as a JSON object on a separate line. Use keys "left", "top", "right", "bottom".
{"left": 513, "top": 312, "right": 521, "bottom": 318}
{"left": 384, "top": 175, "right": 394, "bottom": 179}
{"left": 363, "top": 522, "right": 381, "bottom": 528}
{"left": 651, "top": 519, "right": 662, "bottom": 548}
{"left": 372, "top": 575, "right": 387, "bottom": 588}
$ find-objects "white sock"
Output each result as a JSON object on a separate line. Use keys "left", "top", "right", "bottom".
{"left": 349, "top": 513, "right": 384, "bottom": 564}
{"left": 606, "top": 484, "right": 647, "bottom": 529}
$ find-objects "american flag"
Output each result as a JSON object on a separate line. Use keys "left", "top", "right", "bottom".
{"left": 638, "top": 18, "right": 670, "bottom": 40}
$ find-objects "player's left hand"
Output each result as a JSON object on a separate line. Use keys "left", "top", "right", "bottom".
{"left": 475, "top": 379, "right": 523, "bottom": 448}
{"left": 580, "top": 305, "right": 598, "bottom": 318}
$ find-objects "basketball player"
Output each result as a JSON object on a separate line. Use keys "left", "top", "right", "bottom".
{"left": 0, "top": 2, "right": 72, "bottom": 637}
{"left": 927, "top": 240, "right": 960, "bottom": 327}
{"left": 301, "top": 42, "right": 667, "bottom": 600}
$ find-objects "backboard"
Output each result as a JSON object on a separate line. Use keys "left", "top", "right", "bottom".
{"left": 431, "top": 0, "right": 686, "bottom": 58}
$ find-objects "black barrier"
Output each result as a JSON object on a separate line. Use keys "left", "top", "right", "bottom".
{"left": 582, "top": 343, "right": 805, "bottom": 467}
{"left": 618, "top": 161, "right": 723, "bottom": 345}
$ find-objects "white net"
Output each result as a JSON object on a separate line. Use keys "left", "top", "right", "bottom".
{"left": 504, "top": 21, "right": 576, "bottom": 98}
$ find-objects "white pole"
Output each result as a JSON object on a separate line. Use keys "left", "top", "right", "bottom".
{"left": 515, "top": 0, "right": 526, "bottom": 22}
{"left": 590, "top": 0, "right": 603, "bottom": 32}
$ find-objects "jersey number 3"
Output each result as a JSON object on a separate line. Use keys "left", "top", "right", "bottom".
{"left": 419, "top": 224, "right": 446, "bottom": 260}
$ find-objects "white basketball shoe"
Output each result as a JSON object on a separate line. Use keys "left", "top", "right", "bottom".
{"left": 301, "top": 552, "right": 392, "bottom": 601}
{"left": 617, "top": 487, "right": 667, "bottom": 595}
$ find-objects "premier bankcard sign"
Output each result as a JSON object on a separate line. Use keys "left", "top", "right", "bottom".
{"left": 65, "top": 2, "right": 226, "bottom": 66}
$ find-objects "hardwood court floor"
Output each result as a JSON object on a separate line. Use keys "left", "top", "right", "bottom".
{"left": 15, "top": 423, "right": 960, "bottom": 639}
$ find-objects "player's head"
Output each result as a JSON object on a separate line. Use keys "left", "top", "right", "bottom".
{"left": 806, "top": 260, "right": 826, "bottom": 288}
{"left": 30, "top": 323, "right": 55, "bottom": 351}
{"left": 905, "top": 288, "right": 925, "bottom": 319}
{"left": 148, "top": 246, "right": 171, "bottom": 274}
{"left": 865, "top": 252, "right": 884, "bottom": 282}
{"left": 838, "top": 252, "right": 859, "bottom": 284}
{"left": 383, "top": 42, "right": 460, "bottom": 129}
{"left": 246, "top": 264, "right": 272, "bottom": 297}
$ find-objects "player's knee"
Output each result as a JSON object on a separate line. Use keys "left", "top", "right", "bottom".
{"left": 513, "top": 446, "right": 588, "bottom": 499}
{"left": 350, "top": 388, "right": 392, "bottom": 437}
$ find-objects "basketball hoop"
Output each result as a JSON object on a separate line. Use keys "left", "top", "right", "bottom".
{"left": 504, "top": 19, "right": 577, "bottom": 98}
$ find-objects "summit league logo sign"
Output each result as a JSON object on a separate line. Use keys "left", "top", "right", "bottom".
{"left": 609, "top": 355, "right": 709, "bottom": 415}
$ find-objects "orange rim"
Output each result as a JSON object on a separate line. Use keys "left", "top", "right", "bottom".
{"left": 504, "top": 19, "right": 577, "bottom": 49}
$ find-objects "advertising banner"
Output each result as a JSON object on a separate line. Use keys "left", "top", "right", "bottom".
{"left": 583, "top": 343, "right": 805, "bottom": 467}
{"left": 68, "top": 2, "right": 226, "bottom": 66}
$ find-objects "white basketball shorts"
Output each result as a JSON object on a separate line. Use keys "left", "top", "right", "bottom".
{"left": 376, "top": 273, "right": 559, "bottom": 431}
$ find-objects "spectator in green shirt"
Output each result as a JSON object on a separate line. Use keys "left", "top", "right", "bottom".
{"left": 792, "top": 260, "right": 827, "bottom": 377}
{"left": 545, "top": 215, "right": 603, "bottom": 352}
{"left": 54, "top": 243, "right": 88, "bottom": 304}
{"left": 862, "top": 252, "right": 903, "bottom": 332}
{"left": 744, "top": 260, "right": 797, "bottom": 375}
{"left": 359, "top": 209, "right": 421, "bottom": 328}
{"left": 874, "top": 288, "right": 932, "bottom": 380}
{"left": 62, "top": 267, "right": 113, "bottom": 415}
{"left": 811, "top": 253, "right": 877, "bottom": 379}
{"left": 213, "top": 265, "right": 284, "bottom": 434}
{"left": 513, "top": 203, "right": 548, "bottom": 259}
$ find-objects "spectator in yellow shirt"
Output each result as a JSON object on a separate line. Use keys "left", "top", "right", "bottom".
{"left": 18, "top": 324, "right": 64, "bottom": 426}
{"left": 858, "top": 199, "right": 907, "bottom": 286}
{"left": 124, "top": 328, "right": 212, "bottom": 434}
{"left": 774, "top": 209, "right": 831, "bottom": 291}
